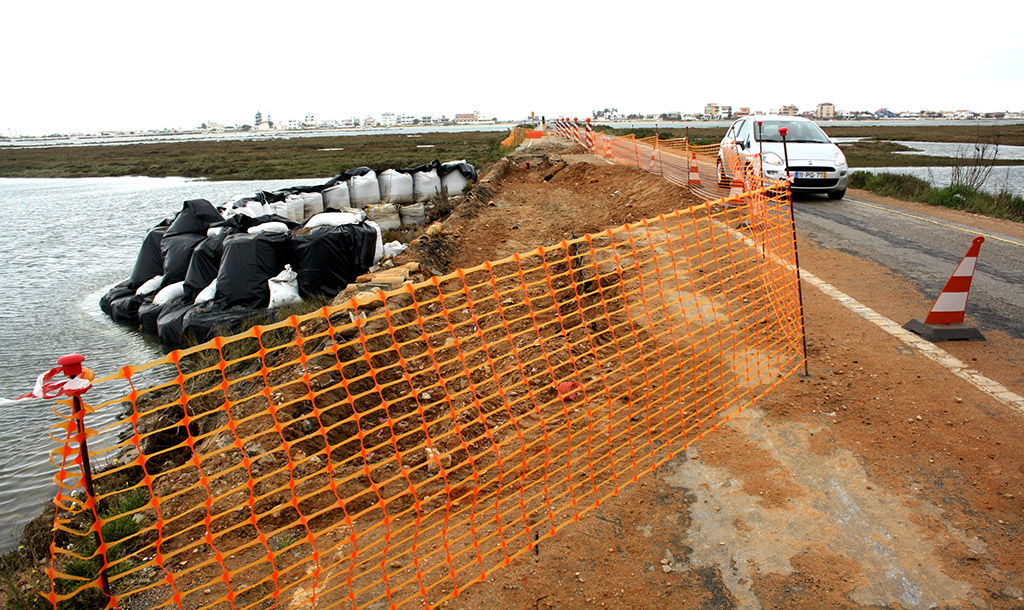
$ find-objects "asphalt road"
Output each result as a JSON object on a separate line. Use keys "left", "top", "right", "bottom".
{"left": 792, "top": 194, "right": 1024, "bottom": 338}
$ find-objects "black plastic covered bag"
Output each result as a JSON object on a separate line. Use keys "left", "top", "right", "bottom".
{"left": 156, "top": 296, "right": 196, "bottom": 347}
{"left": 109, "top": 292, "right": 149, "bottom": 325}
{"left": 183, "top": 232, "right": 230, "bottom": 301}
{"left": 127, "top": 225, "right": 168, "bottom": 289}
{"left": 181, "top": 303, "right": 276, "bottom": 345}
{"left": 100, "top": 280, "right": 135, "bottom": 315}
{"left": 215, "top": 233, "right": 290, "bottom": 309}
{"left": 165, "top": 199, "right": 223, "bottom": 237}
{"left": 160, "top": 233, "right": 206, "bottom": 286}
{"left": 288, "top": 223, "right": 377, "bottom": 299}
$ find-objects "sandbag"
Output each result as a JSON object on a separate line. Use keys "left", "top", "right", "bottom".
{"left": 268, "top": 265, "right": 302, "bottom": 309}
{"left": 305, "top": 210, "right": 365, "bottom": 228}
{"left": 195, "top": 279, "right": 217, "bottom": 305}
{"left": 285, "top": 196, "right": 305, "bottom": 222}
{"left": 365, "top": 203, "right": 401, "bottom": 231}
{"left": 322, "top": 183, "right": 350, "bottom": 209}
{"left": 153, "top": 281, "right": 185, "bottom": 306}
{"left": 412, "top": 168, "right": 442, "bottom": 202}
{"left": 288, "top": 223, "right": 379, "bottom": 299}
{"left": 368, "top": 221, "right": 384, "bottom": 264}
{"left": 301, "top": 191, "right": 324, "bottom": 220}
{"left": 271, "top": 202, "right": 288, "bottom": 219}
{"left": 160, "top": 233, "right": 206, "bottom": 286}
{"left": 248, "top": 222, "right": 290, "bottom": 235}
{"left": 215, "top": 232, "right": 290, "bottom": 309}
{"left": 440, "top": 161, "right": 475, "bottom": 196}
{"left": 165, "top": 199, "right": 222, "bottom": 237}
{"left": 181, "top": 303, "right": 275, "bottom": 345}
{"left": 183, "top": 232, "right": 228, "bottom": 301}
{"left": 127, "top": 226, "right": 168, "bottom": 288}
{"left": 349, "top": 171, "right": 380, "bottom": 208}
{"left": 399, "top": 202, "right": 426, "bottom": 226}
{"left": 156, "top": 296, "right": 195, "bottom": 346}
{"left": 135, "top": 275, "right": 164, "bottom": 296}
{"left": 378, "top": 169, "right": 414, "bottom": 204}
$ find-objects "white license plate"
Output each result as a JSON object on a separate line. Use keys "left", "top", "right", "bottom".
{"left": 796, "top": 171, "right": 825, "bottom": 179}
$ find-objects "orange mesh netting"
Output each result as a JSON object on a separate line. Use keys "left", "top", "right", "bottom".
{"left": 46, "top": 152, "right": 802, "bottom": 610}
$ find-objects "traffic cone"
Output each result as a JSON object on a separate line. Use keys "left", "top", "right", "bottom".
{"left": 903, "top": 236, "right": 986, "bottom": 341}
{"left": 604, "top": 138, "right": 613, "bottom": 158}
{"left": 650, "top": 148, "right": 658, "bottom": 172}
{"left": 688, "top": 153, "right": 701, "bottom": 188}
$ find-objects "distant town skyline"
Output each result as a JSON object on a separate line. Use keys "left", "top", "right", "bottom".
{"left": 3, "top": 0, "right": 1022, "bottom": 137}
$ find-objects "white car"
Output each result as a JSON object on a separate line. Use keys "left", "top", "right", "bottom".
{"left": 717, "top": 115, "right": 849, "bottom": 200}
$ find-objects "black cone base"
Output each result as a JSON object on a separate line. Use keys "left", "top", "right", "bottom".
{"left": 903, "top": 318, "right": 985, "bottom": 342}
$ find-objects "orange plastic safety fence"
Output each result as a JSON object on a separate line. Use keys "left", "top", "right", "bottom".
{"left": 499, "top": 127, "right": 528, "bottom": 149}
{"left": 46, "top": 188, "right": 802, "bottom": 610}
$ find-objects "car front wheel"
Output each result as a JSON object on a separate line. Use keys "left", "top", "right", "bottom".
{"left": 827, "top": 189, "right": 846, "bottom": 200}
{"left": 717, "top": 159, "right": 727, "bottom": 187}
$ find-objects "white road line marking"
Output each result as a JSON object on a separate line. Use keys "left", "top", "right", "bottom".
{"left": 801, "top": 270, "right": 1024, "bottom": 414}
{"left": 709, "top": 215, "right": 1024, "bottom": 414}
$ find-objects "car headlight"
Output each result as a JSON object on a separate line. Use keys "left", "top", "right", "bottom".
{"left": 834, "top": 151, "right": 847, "bottom": 167}
{"left": 762, "top": 152, "right": 784, "bottom": 166}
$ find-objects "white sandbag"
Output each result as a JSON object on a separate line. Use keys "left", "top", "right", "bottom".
{"left": 441, "top": 170, "right": 471, "bottom": 196}
{"left": 304, "top": 210, "right": 366, "bottom": 228}
{"left": 195, "top": 279, "right": 217, "bottom": 304}
{"left": 284, "top": 195, "right": 305, "bottom": 223}
{"left": 248, "top": 222, "right": 290, "bottom": 235}
{"left": 301, "top": 192, "right": 324, "bottom": 220}
{"left": 365, "top": 203, "right": 401, "bottom": 231}
{"left": 378, "top": 169, "right": 414, "bottom": 204}
{"left": 322, "top": 183, "right": 351, "bottom": 209}
{"left": 245, "top": 201, "right": 264, "bottom": 218}
{"left": 399, "top": 202, "right": 426, "bottom": 226}
{"left": 207, "top": 226, "right": 223, "bottom": 237}
{"left": 349, "top": 171, "right": 380, "bottom": 208}
{"left": 383, "top": 241, "right": 407, "bottom": 258}
{"left": 367, "top": 221, "right": 384, "bottom": 264}
{"left": 136, "top": 275, "right": 164, "bottom": 296}
{"left": 413, "top": 169, "right": 442, "bottom": 202}
{"left": 153, "top": 281, "right": 185, "bottom": 306}
{"left": 271, "top": 202, "right": 289, "bottom": 218}
{"left": 262, "top": 203, "right": 276, "bottom": 216}
{"left": 268, "top": 265, "right": 302, "bottom": 309}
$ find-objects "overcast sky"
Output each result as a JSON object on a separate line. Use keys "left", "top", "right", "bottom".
{"left": 3, "top": 0, "right": 1023, "bottom": 136}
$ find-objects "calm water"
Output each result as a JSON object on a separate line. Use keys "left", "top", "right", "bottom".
{"left": 0, "top": 176, "right": 326, "bottom": 549}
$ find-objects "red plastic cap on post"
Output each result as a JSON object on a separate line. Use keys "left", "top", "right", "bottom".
{"left": 779, "top": 127, "right": 789, "bottom": 137}
{"left": 57, "top": 353, "right": 85, "bottom": 377}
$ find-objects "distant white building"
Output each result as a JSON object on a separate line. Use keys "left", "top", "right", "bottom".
{"left": 398, "top": 114, "right": 417, "bottom": 126}
{"left": 286, "top": 119, "right": 303, "bottom": 130}
{"left": 319, "top": 119, "right": 339, "bottom": 128}
{"left": 303, "top": 114, "right": 317, "bottom": 128}
{"left": 339, "top": 117, "right": 360, "bottom": 128}
{"left": 380, "top": 112, "right": 397, "bottom": 127}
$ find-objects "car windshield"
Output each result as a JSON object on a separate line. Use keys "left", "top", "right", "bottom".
{"left": 754, "top": 121, "right": 831, "bottom": 143}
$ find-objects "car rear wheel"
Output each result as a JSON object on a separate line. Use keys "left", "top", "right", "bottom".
{"left": 827, "top": 189, "right": 846, "bottom": 200}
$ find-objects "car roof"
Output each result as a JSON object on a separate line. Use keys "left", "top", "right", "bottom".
{"left": 740, "top": 115, "right": 813, "bottom": 123}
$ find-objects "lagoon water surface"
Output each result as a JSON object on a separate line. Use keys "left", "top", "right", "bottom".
{"left": 0, "top": 176, "right": 326, "bottom": 548}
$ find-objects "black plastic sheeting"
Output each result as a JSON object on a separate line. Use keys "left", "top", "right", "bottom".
{"left": 138, "top": 299, "right": 164, "bottom": 335}
{"left": 183, "top": 232, "right": 229, "bottom": 301}
{"left": 324, "top": 166, "right": 375, "bottom": 187}
{"left": 126, "top": 225, "right": 168, "bottom": 289}
{"left": 215, "top": 233, "right": 289, "bottom": 309}
{"left": 100, "top": 281, "right": 135, "bottom": 316}
{"left": 156, "top": 296, "right": 196, "bottom": 347}
{"left": 440, "top": 160, "right": 479, "bottom": 181}
{"left": 165, "top": 199, "right": 223, "bottom": 237}
{"left": 400, "top": 160, "right": 442, "bottom": 174}
{"left": 109, "top": 292, "right": 149, "bottom": 325}
{"left": 182, "top": 303, "right": 276, "bottom": 345}
{"left": 289, "top": 223, "right": 378, "bottom": 299}
{"left": 160, "top": 233, "right": 206, "bottom": 287}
